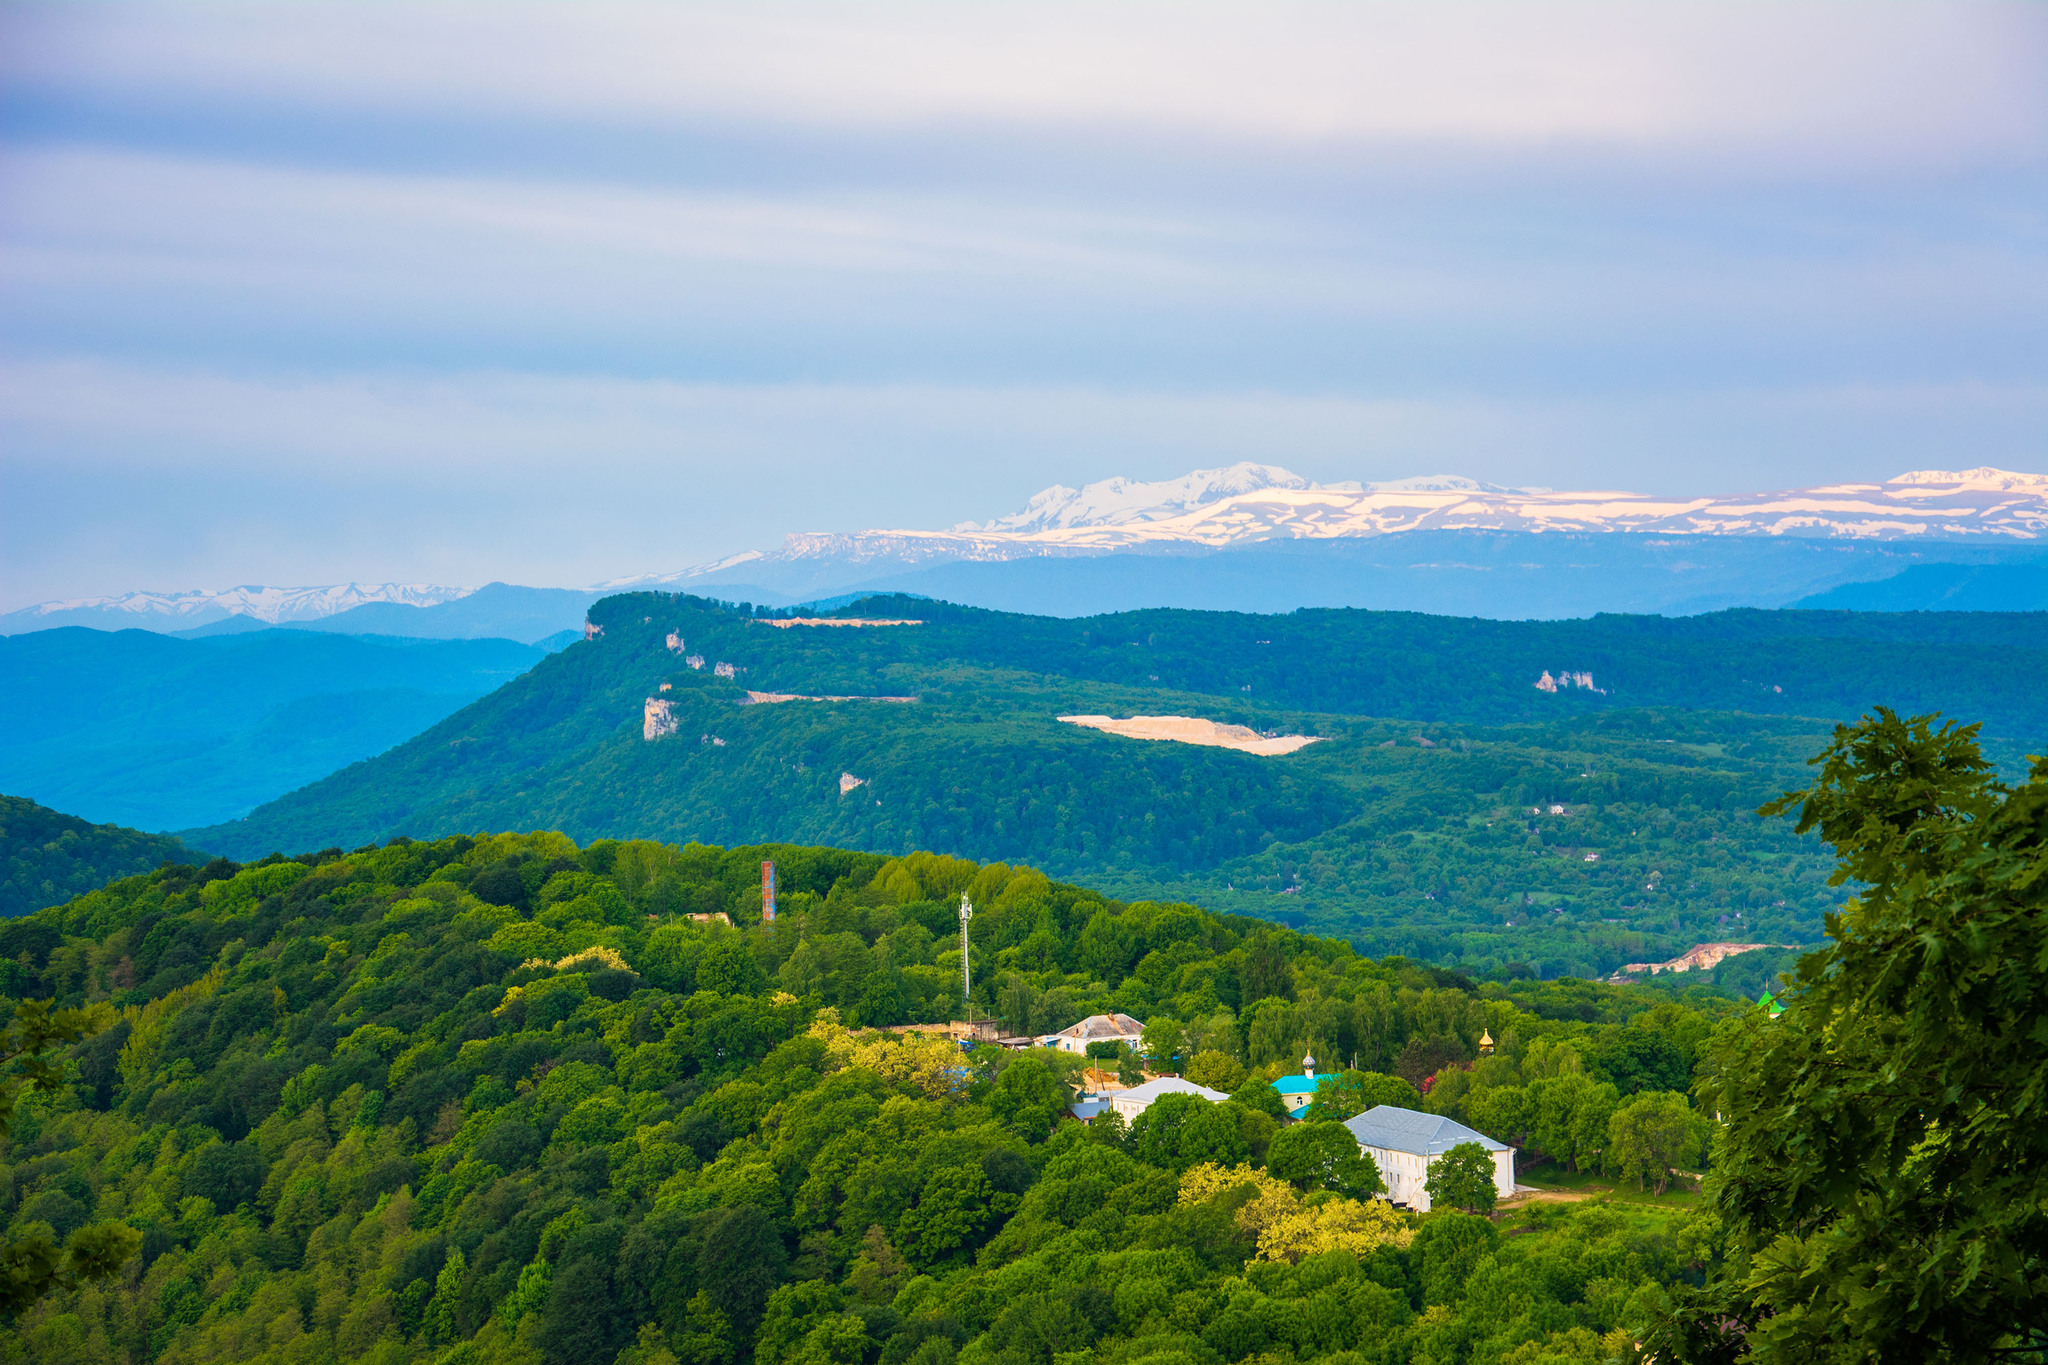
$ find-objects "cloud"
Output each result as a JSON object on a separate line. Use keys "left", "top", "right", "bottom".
{"left": 11, "top": 3, "right": 2044, "bottom": 168}
{"left": 6, "top": 144, "right": 2040, "bottom": 395}
{"left": 1, "top": 4, "right": 2042, "bottom": 604}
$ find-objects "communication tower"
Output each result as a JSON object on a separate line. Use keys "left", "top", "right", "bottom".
{"left": 761, "top": 861, "right": 777, "bottom": 922}
{"left": 958, "top": 892, "right": 973, "bottom": 1006}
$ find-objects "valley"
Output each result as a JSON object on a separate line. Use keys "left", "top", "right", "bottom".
{"left": 0, "top": 629, "right": 554, "bottom": 831}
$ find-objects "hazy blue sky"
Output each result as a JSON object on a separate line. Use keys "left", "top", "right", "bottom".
{"left": 2, "top": 2, "right": 2044, "bottom": 606}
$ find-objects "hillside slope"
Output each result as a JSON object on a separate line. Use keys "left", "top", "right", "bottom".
{"left": 0, "top": 629, "right": 548, "bottom": 830}
{"left": 185, "top": 594, "right": 2048, "bottom": 974}
{"left": 1795, "top": 559, "right": 2048, "bottom": 612}
{"left": 0, "top": 793, "right": 204, "bottom": 917}
{"left": 0, "top": 832, "right": 1740, "bottom": 1364}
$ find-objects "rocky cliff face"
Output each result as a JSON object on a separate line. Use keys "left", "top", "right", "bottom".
{"left": 643, "top": 697, "right": 678, "bottom": 740}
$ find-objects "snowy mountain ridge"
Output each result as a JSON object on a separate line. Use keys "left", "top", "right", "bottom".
{"left": 14, "top": 466, "right": 2047, "bottom": 633}
{"left": 6, "top": 583, "right": 474, "bottom": 630}
{"left": 640, "top": 463, "right": 2048, "bottom": 586}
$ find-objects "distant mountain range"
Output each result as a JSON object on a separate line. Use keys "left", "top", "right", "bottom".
{"left": 662, "top": 463, "right": 2048, "bottom": 573}
{"left": 647, "top": 465, "right": 2048, "bottom": 617}
{"left": 9, "top": 466, "right": 2046, "bottom": 636}
{"left": 0, "top": 582, "right": 599, "bottom": 644}
{"left": 2, "top": 580, "right": 471, "bottom": 631}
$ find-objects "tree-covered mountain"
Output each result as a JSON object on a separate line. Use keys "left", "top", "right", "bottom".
{"left": 1, "top": 830, "right": 1739, "bottom": 1365}
{"left": 0, "top": 629, "right": 550, "bottom": 832}
{"left": 1793, "top": 558, "right": 2048, "bottom": 611}
{"left": 0, "top": 794, "right": 204, "bottom": 918}
{"left": 183, "top": 594, "right": 2048, "bottom": 976}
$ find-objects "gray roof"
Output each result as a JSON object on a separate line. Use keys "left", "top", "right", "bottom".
{"left": 1114, "top": 1077, "right": 1230, "bottom": 1105}
{"left": 1053, "top": 1013, "right": 1145, "bottom": 1041}
{"left": 1343, "top": 1104, "right": 1508, "bottom": 1157}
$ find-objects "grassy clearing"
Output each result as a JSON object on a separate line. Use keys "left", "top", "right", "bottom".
{"left": 1514, "top": 1160, "right": 1705, "bottom": 1208}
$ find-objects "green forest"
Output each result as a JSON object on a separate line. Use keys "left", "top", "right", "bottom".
{"left": 186, "top": 593, "right": 2048, "bottom": 977}
{"left": 3, "top": 707, "right": 2042, "bottom": 1363}
{"left": 0, "top": 825, "right": 1738, "bottom": 1365}
{"left": 0, "top": 796, "right": 201, "bottom": 919}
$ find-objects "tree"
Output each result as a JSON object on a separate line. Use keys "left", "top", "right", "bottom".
{"left": 694, "top": 1204, "right": 784, "bottom": 1330}
{"left": 1241, "top": 933, "right": 1294, "bottom": 1004}
{"left": 699, "top": 936, "right": 768, "bottom": 996}
{"left": 1140, "top": 1017, "right": 1186, "bottom": 1074}
{"left": 1228, "top": 1078, "right": 1287, "bottom": 1119}
{"left": 1413, "top": 1210, "right": 1498, "bottom": 1304}
{"left": 1129, "top": 1094, "right": 1248, "bottom": 1171}
{"left": 1264, "top": 1120, "right": 1384, "bottom": 1199}
{"left": 1605, "top": 1091, "right": 1697, "bottom": 1193}
{"left": 1185, "top": 1049, "right": 1245, "bottom": 1092}
{"left": 1305, "top": 1068, "right": 1418, "bottom": 1121}
{"left": 1466, "top": 1084, "right": 1530, "bottom": 1148}
{"left": 1526, "top": 1071, "right": 1617, "bottom": 1172}
{"left": 987, "top": 1053, "right": 1070, "bottom": 1139}
{"left": 1659, "top": 711, "right": 2048, "bottom": 1363}
{"left": 0, "top": 997, "right": 139, "bottom": 1316}
{"left": 898, "top": 1166, "right": 996, "bottom": 1268}
{"left": 844, "top": 1226, "right": 908, "bottom": 1305}
{"left": 1424, "top": 1142, "right": 1498, "bottom": 1215}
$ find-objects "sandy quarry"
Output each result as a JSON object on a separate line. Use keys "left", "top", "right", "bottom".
{"left": 760, "top": 617, "right": 923, "bottom": 628}
{"left": 743, "top": 690, "right": 916, "bottom": 704}
{"left": 1057, "top": 714, "right": 1324, "bottom": 755}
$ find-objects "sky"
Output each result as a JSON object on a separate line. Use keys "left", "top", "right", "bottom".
{"left": 2, "top": 2, "right": 2044, "bottom": 607}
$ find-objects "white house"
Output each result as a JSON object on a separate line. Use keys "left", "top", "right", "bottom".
{"left": 1342, "top": 1105, "right": 1515, "bottom": 1212}
{"left": 1107, "top": 1076, "right": 1231, "bottom": 1122}
{"left": 1043, "top": 1013, "right": 1146, "bottom": 1054}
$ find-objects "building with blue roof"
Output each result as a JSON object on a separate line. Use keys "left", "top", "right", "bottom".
{"left": 1272, "top": 1053, "right": 1331, "bottom": 1115}
{"left": 1342, "top": 1104, "right": 1516, "bottom": 1211}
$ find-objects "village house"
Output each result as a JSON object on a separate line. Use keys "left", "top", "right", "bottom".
{"left": 1104, "top": 1076, "right": 1231, "bottom": 1122}
{"left": 1343, "top": 1105, "right": 1516, "bottom": 1211}
{"left": 1043, "top": 1012, "right": 1146, "bottom": 1054}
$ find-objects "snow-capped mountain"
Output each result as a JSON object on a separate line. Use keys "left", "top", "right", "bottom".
{"left": 2, "top": 583, "right": 474, "bottom": 633}
{"left": 636, "top": 464, "right": 2048, "bottom": 590}
{"left": 17, "top": 466, "right": 2048, "bottom": 638}
{"left": 955, "top": 463, "right": 1329, "bottom": 533}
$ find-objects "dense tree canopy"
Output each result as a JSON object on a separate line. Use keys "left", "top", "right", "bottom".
{"left": 1660, "top": 711, "right": 2048, "bottom": 1363}
{"left": 0, "top": 795, "right": 201, "bottom": 920}
{"left": 0, "top": 830, "right": 1745, "bottom": 1363}
{"left": 188, "top": 593, "right": 2048, "bottom": 978}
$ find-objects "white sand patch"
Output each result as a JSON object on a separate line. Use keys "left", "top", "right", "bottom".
{"left": 1058, "top": 714, "right": 1323, "bottom": 755}
{"left": 760, "top": 617, "right": 923, "bottom": 628}
{"left": 743, "top": 690, "right": 916, "bottom": 704}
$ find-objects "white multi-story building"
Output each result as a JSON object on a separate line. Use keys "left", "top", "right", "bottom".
{"left": 1342, "top": 1105, "right": 1515, "bottom": 1212}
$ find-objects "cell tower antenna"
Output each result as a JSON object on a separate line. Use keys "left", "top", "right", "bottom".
{"left": 958, "top": 892, "right": 974, "bottom": 1013}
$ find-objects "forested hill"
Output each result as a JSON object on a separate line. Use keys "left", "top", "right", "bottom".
{"left": 0, "top": 793, "right": 203, "bottom": 918}
{"left": 4, "top": 831, "right": 1736, "bottom": 1364}
{"left": 185, "top": 595, "right": 2046, "bottom": 976}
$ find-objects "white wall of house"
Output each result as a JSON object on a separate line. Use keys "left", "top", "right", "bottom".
{"left": 1364, "top": 1145, "right": 1515, "bottom": 1212}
